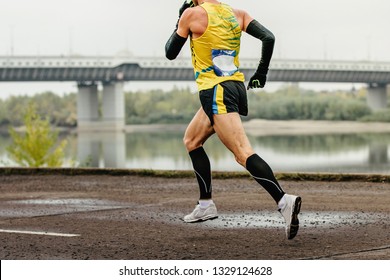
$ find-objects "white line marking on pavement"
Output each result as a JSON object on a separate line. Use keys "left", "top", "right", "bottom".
{"left": 0, "top": 229, "right": 80, "bottom": 237}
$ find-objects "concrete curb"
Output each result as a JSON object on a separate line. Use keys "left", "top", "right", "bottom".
{"left": 0, "top": 167, "right": 389, "bottom": 182}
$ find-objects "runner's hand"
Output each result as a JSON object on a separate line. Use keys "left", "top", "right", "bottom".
{"left": 247, "top": 72, "right": 267, "bottom": 89}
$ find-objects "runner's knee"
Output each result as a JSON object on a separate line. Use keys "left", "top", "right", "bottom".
{"left": 183, "top": 135, "right": 201, "bottom": 152}
{"left": 234, "top": 150, "right": 254, "bottom": 167}
{"left": 234, "top": 155, "right": 245, "bottom": 166}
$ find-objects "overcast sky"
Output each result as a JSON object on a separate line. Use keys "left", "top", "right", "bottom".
{"left": 1, "top": 0, "right": 389, "bottom": 61}
{"left": 0, "top": 0, "right": 389, "bottom": 95}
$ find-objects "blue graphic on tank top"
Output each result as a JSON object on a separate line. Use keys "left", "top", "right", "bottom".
{"left": 212, "top": 49, "right": 238, "bottom": 77}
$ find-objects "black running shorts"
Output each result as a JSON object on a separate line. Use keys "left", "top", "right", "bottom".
{"left": 199, "top": 81, "right": 248, "bottom": 125}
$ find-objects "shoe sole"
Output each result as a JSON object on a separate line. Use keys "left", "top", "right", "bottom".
{"left": 184, "top": 215, "right": 218, "bottom": 223}
{"left": 288, "top": 196, "right": 302, "bottom": 240}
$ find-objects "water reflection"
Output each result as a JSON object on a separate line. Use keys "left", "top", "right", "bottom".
{"left": 1, "top": 129, "right": 389, "bottom": 174}
{"left": 249, "top": 134, "right": 389, "bottom": 174}
{"left": 368, "top": 143, "right": 388, "bottom": 164}
{"left": 77, "top": 132, "right": 126, "bottom": 168}
{"left": 74, "top": 130, "right": 390, "bottom": 174}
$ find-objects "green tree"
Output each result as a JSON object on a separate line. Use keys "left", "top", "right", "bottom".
{"left": 7, "top": 103, "right": 67, "bottom": 167}
{"left": 0, "top": 99, "right": 8, "bottom": 126}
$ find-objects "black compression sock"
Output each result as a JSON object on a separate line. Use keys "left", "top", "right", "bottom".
{"left": 246, "top": 154, "right": 285, "bottom": 203}
{"left": 189, "top": 147, "right": 212, "bottom": 200}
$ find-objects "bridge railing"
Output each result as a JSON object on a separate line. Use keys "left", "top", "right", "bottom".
{"left": 2, "top": 55, "right": 390, "bottom": 72}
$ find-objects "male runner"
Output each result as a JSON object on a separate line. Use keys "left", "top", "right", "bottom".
{"left": 165, "top": 0, "right": 302, "bottom": 239}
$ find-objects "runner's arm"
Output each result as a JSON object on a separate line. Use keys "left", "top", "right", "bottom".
{"left": 246, "top": 20, "right": 275, "bottom": 75}
{"left": 241, "top": 11, "right": 275, "bottom": 88}
{"left": 165, "top": 31, "right": 187, "bottom": 60}
{"left": 165, "top": 2, "right": 192, "bottom": 60}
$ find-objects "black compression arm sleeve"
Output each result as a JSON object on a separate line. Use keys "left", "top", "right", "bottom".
{"left": 165, "top": 31, "right": 187, "bottom": 60}
{"left": 245, "top": 19, "right": 275, "bottom": 74}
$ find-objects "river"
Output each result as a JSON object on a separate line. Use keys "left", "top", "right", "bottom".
{"left": 1, "top": 120, "right": 389, "bottom": 174}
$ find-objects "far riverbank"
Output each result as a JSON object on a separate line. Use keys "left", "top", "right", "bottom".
{"left": 124, "top": 119, "right": 390, "bottom": 136}
{"left": 2, "top": 119, "right": 390, "bottom": 136}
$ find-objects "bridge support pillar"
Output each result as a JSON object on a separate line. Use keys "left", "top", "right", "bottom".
{"left": 102, "top": 81, "right": 125, "bottom": 131}
{"left": 77, "top": 81, "right": 125, "bottom": 131}
{"left": 367, "top": 84, "right": 388, "bottom": 110}
{"left": 77, "top": 83, "right": 99, "bottom": 130}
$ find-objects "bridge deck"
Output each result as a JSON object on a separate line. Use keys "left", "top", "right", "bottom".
{"left": 1, "top": 56, "right": 390, "bottom": 84}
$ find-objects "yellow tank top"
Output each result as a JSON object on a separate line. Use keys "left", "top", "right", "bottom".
{"left": 190, "top": 2, "right": 245, "bottom": 91}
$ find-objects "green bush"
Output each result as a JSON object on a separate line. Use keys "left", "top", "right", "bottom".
{"left": 125, "top": 87, "right": 198, "bottom": 124}
{"left": 359, "top": 109, "right": 390, "bottom": 122}
{"left": 247, "top": 88, "right": 372, "bottom": 121}
{"left": 7, "top": 103, "right": 67, "bottom": 167}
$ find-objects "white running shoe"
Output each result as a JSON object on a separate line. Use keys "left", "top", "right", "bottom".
{"left": 183, "top": 202, "right": 218, "bottom": 223}
{"left": 279, "top": 194, "right": 302, "bottom": 240}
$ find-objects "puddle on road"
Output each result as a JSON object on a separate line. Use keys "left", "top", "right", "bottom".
{"left": 168, "top": 211, "right": 388, "bottom": 229}
{"left": 0, "top": 198, "right": 130, "bottom": 218}
{"left": 13, "top": 198, "right": 120, "bottom": 206}
{"left": 1, "top": 198, "right": 388, "bottom": 229}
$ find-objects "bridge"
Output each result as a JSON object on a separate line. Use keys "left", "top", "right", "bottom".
{"left": 1, "top": 55, "right": 389, "bottom": 130}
